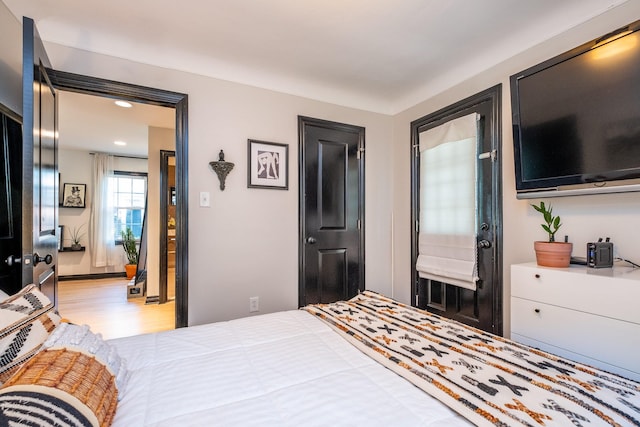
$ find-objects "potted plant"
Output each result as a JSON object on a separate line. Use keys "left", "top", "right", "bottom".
{"left": 68, "top": 225, "right": 85, "bottom": 250}
{"left": 121, "top": 227, "right": 139, "bottom": 279}
{"left": 531, "top": 201, "right": 572, "bottom": 267}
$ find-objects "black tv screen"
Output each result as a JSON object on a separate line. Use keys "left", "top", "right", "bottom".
{"left": 511, "top": 20, "right": 640, "bottom": 196}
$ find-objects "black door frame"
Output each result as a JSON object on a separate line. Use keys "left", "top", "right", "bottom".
{"left": 410, "top": 85, "right": 503, "bottom": 335}
{"left": 159, "top": 149, "right": 175, "bottom": 304}
{"left": 47, "top": 69, "right": 189, "bottom": 328}
{"left": 298, "top": 116, "right": 365, "bottom": 307}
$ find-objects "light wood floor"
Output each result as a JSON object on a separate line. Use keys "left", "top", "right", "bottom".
{"left": 58, "top": 276, "right": 175, "bottom": 340}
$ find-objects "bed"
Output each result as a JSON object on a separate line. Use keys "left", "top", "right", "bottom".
{"left": 1, "top": 287, "right": 639, "bottom": 426}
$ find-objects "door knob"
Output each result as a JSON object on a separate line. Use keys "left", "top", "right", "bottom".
{"left": 477, "top": 239, "right": 492, "bottom": 249}
{"left": 306, "top": 237, "right": 317, "bottom": 244}
{"left": 4, "top": 255, "right": 21, "bottom": 267}
{"left": 33, "top": 253, "right": 53, "bottom": 266}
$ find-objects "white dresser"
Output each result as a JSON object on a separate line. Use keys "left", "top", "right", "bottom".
{"left": 511, "top": 262, "right": 640, "bottom": 381}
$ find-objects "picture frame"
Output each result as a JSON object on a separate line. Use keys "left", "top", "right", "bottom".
{"left": 247, "top": 139, "right": 289, "bottom": 190}
{"left": 61, "top": 183, "right": 86, "bottom": 208}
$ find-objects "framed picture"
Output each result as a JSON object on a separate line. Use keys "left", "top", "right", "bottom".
{"left": 61, "top": 183, "right": 86, "bottom": 208}
{"left": 247, "top": 140, "right": 289, "bottom": 190}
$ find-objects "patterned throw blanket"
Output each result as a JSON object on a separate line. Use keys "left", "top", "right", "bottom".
{"left": 304, "top": 291, "right": 640, "bottom": 427}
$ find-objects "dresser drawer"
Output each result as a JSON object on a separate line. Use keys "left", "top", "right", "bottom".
{"left": 510, "top": 296, "right": 640, "bottom": 376}
{"left": 511, "top": 264, "right": 640, "bottom": 324}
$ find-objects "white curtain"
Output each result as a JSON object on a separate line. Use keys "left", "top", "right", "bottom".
{"left": 416, "top": 113, "right": 479, "bottom": 291}
{"left": 90, "top": 153, "right": 115, "bottom": 267}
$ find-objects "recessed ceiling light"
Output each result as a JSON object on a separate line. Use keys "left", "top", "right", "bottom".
{"left": 114, "top": 140, "right": 127, "bottom": 146}
{"left": 115, "top": 100, "right": 132, "bottom": 108}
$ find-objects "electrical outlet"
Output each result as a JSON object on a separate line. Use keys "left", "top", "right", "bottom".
{"left": 249, "top": 296, "right": 259, "bottom": 313}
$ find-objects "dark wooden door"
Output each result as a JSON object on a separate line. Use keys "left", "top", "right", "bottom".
{"left": 411, "top": 86, "right": 502, "bottom": 335}
{"left": 22, "top": 17, "right": 59, "bottom": 306}
{"left": 0, "top": 106, "right": 23, "bottom": 296}
{"left": 298, "top": 116, "right": 364, "bottom": 306}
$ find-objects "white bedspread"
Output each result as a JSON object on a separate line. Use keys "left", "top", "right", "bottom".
{"left": 108, "top": 310, "right": 471, "bottom": 426}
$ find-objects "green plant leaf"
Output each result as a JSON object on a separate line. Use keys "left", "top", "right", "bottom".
{"left": 531, "top": 200, "right": 562, "bottom": 242}
{"left": 120, "top": 227, "right": 139, "bottom": 265}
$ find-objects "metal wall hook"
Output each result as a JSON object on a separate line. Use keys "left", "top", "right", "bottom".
{"left": 209, "top": 150, "right": 234, "bottom": 191}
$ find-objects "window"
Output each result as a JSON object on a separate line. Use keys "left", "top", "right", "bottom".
{"left": 419, "top": 135, "right": 476, "bottom": 235}
{"left": 111, "top": 172, "right": 146, "bottom": 242}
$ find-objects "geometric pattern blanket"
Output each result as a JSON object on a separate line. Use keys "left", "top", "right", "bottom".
{"left": 304, "top": 291, "right": 640, "bottom": 427}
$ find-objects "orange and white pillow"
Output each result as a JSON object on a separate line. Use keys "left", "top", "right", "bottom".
{"left": 0, "top": 287, "right": 128, "bottom": 426}
{"left": 43, "top": 322, "right": 129, "bottom": 394}
{"left": 0, "top": 347, "right": 119, "bottom": 427}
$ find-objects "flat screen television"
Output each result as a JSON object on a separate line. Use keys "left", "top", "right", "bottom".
{"left": 510, "top": 20, "right": 640, "bottom": 198}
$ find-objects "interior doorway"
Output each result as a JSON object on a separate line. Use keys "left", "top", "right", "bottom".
{"left": 56, "top": 92, "right": 178, "bottom": 338}
{"left": 410, "top": 85, "right": 502, "bottom": 335}
{"left": 48, "top": 68, "right": 189, "bottom": 329}
{"left": 298, "top": 116, "right": 365, "bottom": 306}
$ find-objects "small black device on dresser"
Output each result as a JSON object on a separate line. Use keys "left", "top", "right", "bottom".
{"left": 587, "top": 238, "right": 613, "bottom": 268}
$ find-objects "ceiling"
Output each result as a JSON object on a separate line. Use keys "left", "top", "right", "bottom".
{"left": 4, "top": 0, "right": 629, "bottom": 115}
{"left": 58, "top": 91, "right": 174, "bottom": 157}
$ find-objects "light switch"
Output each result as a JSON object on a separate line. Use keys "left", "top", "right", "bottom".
{"left": 199, "top": 191, "right": 210, "bottom": 207}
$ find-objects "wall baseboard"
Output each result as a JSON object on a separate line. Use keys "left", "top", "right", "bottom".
{"left": 145, "top": 295, "right": 160, "bottom": 304}
{"left": 58, "top": 272, "right": 126, "bottom": 281}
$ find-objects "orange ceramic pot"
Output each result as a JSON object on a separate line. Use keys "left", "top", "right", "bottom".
{"left": 125, "top": 264, "right": 137, "bottom": 279}
{"left": 534, "top": 241, "right": 573, "bottom": 268}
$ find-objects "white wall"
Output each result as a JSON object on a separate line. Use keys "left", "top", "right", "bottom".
{"left": 0, "top": 1, "right": 21, "bottom": 113}
{"left": 44, "top": 41, "right": 394, "bottom": 326}
{"left": 58, "top": 149, "right": 93, "bottom": 275}
{"left": 392, "top": 1, "right": 640, "bottom": 334}
{"left": 58, "top": 149, "right": 147, "bottom": 276}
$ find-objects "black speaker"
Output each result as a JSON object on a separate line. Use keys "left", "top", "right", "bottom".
{"left": 587, "top": 242, "right": 613, "bottom": 268}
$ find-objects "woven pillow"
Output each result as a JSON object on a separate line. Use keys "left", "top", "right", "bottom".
{"left": 0, "top": 348, "right": 118, "bottom": 427}
{"left": 42, "top": 322, "right": 129, "bottom": 396}
{"left": 0, "top": 284, "right": 60, "bottom": 384}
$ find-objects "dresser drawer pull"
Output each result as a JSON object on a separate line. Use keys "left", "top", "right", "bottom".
{"left": 534, "top": 274, "right": 541, "bottom": 279}
{"left": 534, "top": 308, "right": 541, "bottom": 313}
